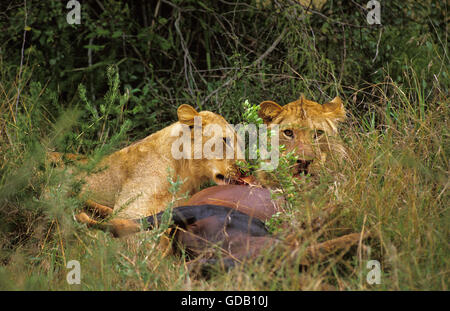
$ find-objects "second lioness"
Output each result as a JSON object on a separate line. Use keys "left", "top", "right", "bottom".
{"left": 258, "top": 96, "right": 346, "bottom": 179}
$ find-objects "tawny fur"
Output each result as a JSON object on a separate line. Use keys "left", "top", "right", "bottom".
{"left": 71, "top": 104, "right": 240, "bottom": 219}
{"left": 257, "top": 96, "right": 346, "bottom": 183}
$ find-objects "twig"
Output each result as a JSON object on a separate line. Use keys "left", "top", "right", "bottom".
{"left": 88, "top": 37, "right": 95, "bottom": 102}
{"left": 338, "top": 24, "right": 346, "bottom": 86}
{"left": 372, "top": 27, "right": 383, "bottom": 63}
{"left": 142, "top": 0, "right": 148, "bottom": 28}
{"left": 174, "top": 10, "right": 199, "bottom": 97}
{"left": 202, "top": 27, "right": 287, "bottom": 105}
{"left": 251, "top": 27, "right": 287, "bottom": 68}
{"left": 15, "top": 0, "right": 28, "bottom": 119}
{"left": 151, "top": 0, "right": 161, "bottom": 28}
{"left": 201, "top": 73, "right": 237, "bottom": 105}
{"left": 94, "top": 0, "right": 105, "bottom": 12}
{"left": 358, "top": 214, "right": 367, "bottom": 279}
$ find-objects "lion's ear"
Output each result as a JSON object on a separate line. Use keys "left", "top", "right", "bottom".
{"left": 258, "top": 101, "right": 283, "bottom": 124}
{"left": 177, "top": 104, "right": 199, "bottom": 125}
{"left": 323, "top": 97, "right": 346, "bottom": 121}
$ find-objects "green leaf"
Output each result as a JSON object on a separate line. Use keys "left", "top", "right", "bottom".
{"left": 112, "top": 30, "right": 123, "bottom": 38}
{"left": 83, "top": 44, "right": 105, "bottom": 52}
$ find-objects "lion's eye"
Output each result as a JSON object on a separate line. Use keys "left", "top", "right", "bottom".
{"left": 283, "top": 129, "right": 294, "bottom": 138}
{"left": 314, "top": 129, "right": 325, "bottom": 139}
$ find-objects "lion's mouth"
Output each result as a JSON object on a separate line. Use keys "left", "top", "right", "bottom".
{"left": 215, "top": 172, "right": 246, "bottom": 186}
{"left": 294, "top": 159, "right": 312, "bottom": 177}
{"left": 215, "top": 173, "right": 243, "bottom": 186}
{"left": 214, "top": 170, "right": 255, "bottom": 186}
{"left": 214, "top": 173, "right": 227, "bottom": 185}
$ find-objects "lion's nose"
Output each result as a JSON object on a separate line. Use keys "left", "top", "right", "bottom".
{"left": 296, "top": 159, "right": 312, "bottom": 175}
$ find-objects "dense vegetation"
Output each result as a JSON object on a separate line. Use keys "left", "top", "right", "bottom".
{"left": 0, "top": 0, "right": 448, "bottom": 290}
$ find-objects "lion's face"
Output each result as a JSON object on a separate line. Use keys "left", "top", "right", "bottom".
{"left": 258, "top": 96, "right": 346, "bottom": 176}
{"left": 176, "top": 105, "right": 242, "bottom": 185}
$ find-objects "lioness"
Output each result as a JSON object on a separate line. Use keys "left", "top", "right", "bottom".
{"left": 79, "top": 95, "right": 347, "bottom": 237}
{"left": 258, "top": 96, "right": 346, "bottom": 178}
{"left": 73, "top": 104, "right": 240, "bottom": 219}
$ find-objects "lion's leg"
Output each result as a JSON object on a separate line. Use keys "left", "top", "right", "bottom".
{"left": 75, "top": 212, "right": 101, "bottom": 227}
{"left": 85, "top": 199, "right": 114, "bottom": 218}
{"left": 75, "top": 212, "right": 141, "bottom": 238}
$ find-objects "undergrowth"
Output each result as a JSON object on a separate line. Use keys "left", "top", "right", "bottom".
{"left": 0, "top": 0, "right": 448, "bottom": 290}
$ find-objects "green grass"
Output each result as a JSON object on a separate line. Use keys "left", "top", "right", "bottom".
{"left": 0, "top": 65, "right": 447, "bottom": 290}
{"left": 0, "top": 0, "right": 448, "bottom": 290}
